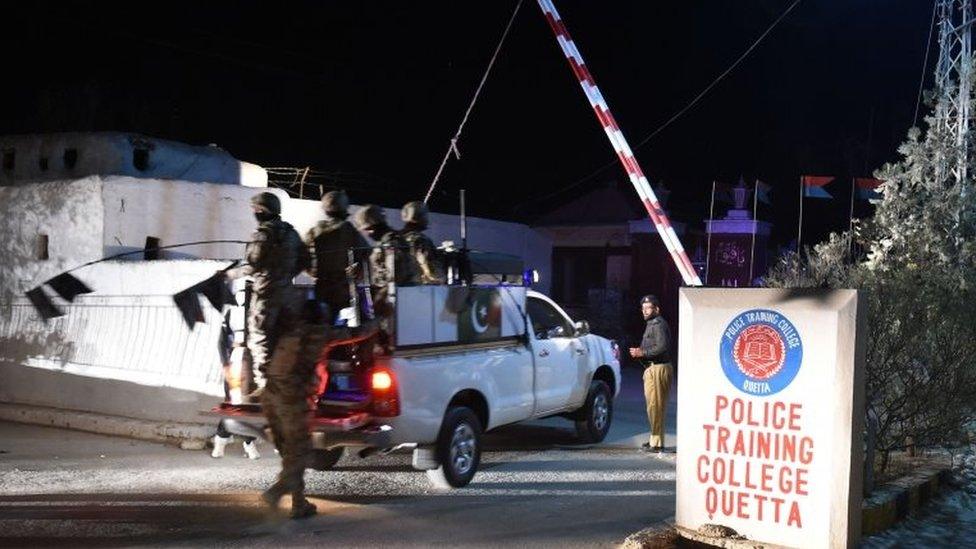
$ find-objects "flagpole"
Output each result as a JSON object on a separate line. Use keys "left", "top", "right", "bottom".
{"left": 797, "top": 176, "right": 804, "bottom": 254}
{"left": 705, "top": 181, "right": 716, "bottom": 285}
{"left": 749, "top": 179, "right": 759, "bottom": 284}
{"left": 848, "top": 177, "right": 856, "bottom": 258}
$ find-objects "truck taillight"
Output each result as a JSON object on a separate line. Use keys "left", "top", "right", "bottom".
{"left": 371, "top": 370, "right": 393, "bottom": 391}
{"left": 370, "top": 368, "right": 399, "bottom": 417}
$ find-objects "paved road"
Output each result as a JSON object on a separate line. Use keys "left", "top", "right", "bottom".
{"left": 0, "top": 366, "right": 677, "bottom": 548}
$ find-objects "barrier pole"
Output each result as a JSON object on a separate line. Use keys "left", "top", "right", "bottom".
{"left": 536, "top": 0, "right": 702, "bottom": 285}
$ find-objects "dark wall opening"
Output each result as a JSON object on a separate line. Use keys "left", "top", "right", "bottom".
{"left": 63, "top": 148, "right": 78, "bottom": 169}
{"left": 133, "top": 148, "right": 149, "bottom": 171}
{"left": 144, "top": 236, "right": 161, "bottom": 260}
{"left": 36, "top": 234, "right": 49, "bottom": 260}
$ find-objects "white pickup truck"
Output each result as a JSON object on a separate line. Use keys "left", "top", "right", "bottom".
{"left": 216, "top": 253, "right": 621, "bottom": 488}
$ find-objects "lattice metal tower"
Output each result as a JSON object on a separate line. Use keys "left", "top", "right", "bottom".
{"left": 935, "top": 0, "right": 973, "bottom": 185}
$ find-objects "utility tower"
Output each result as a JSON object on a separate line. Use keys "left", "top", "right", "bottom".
{"left": 935, "top": 0, "right": 974, "bottom": 185}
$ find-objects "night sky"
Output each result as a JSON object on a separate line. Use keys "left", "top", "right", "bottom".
{"left": 2, "top": 1, "right": 934, "bottom": 247}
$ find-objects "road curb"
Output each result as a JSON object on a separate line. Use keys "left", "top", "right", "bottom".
{"left": 619, "top": 518, "right": 677, "bottom": 549}
{"left": 861, "top": 466, "right": 952, "bottom": 536}
{"left": 0, "top": 402, "right": 212, "bottom": 449}
{"left": 621, "top": 467, "right": 952, "bottom": 547}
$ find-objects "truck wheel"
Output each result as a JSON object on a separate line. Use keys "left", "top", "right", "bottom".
{"left": 426, "top": 407, "right": 482, "bottom": 489}
{"left": 575, "top": 380, "right": 613, "bottom": 443}
{"left": 307, "top": 448, "right": 344, "bottom": 471}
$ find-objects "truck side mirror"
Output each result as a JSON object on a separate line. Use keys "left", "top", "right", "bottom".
{"left": 574, "top": 320, "right": 590, "bottom": 336}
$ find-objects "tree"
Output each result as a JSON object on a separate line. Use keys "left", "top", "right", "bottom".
{"left": 766, "top": 88, "right": 976, "bottom": 474}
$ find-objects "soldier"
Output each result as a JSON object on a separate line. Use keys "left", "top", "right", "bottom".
{"left": 353, "top": 205, "right": 418, "bottom": 335}
{"left": 400, "top": 200, "right": 444, "bottom": 285}
{"left": 304, "top": 190, "right": 369, "bottom": 323}
{"left": 226, "top": 192, "right": 317, "bottom": 519}
{"left": 226, "top": 192, "right": 309, "bottom": 397}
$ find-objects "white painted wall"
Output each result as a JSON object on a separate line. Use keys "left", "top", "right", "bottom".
{"left": 101, "top": 176, "right": 262, "bottom": 261}
{"left": 3, "top": 177, "right": 551, "bottom": 295}
{"left": 0, "top": 177, "right": 105, "bottom": 299}
{"left": 100, "top": 179, "right": 552, "bottom": 293}
{"left": 0, "top": 177, "right": 551, "bottom": 427}
{"left": 2, "top": 260, "right": 228, "bottom": 394}
{"left": 0, "top": 260, "right": 232, "bottom": 426}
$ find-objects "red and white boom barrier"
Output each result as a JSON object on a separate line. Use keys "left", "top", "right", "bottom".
{"left": 536, "top": 0, "right": 702, "bottom": 286}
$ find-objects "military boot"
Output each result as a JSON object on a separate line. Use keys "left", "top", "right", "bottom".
{"left": 290, "top": 496, "right": 317, "bottom": 519}
{"left": 260, "top": 482, "right": 287, "bottom": 510}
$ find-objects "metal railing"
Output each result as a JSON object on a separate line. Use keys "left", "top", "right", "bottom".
{"left": 0, "top": 295, "right": 225, "bottom": 395}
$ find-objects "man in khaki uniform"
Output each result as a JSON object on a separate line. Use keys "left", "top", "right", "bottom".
{"left": 629, "top": 294, "right": 673, "bottom": 453}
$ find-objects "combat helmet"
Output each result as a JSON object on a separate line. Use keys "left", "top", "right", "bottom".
{"left": 321, "top": 190, "right": 350, "bottom": 218}
{"left": 401, "top": 200, "right": 430, "bottom": 229}
{"left": 354, "top": 204, "right": 388, "bottom": 231}
{"left": 251, "top": 192, "right": 281, "bottom": 216}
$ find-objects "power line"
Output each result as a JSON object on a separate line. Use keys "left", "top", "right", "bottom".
{"left": 515, "top": 0, "right": 803, "bottom": 210}
{"left": 423, "top": 0, "right": 524, "bottom": 205}
{"left": 913, "top": 0, "right": 938, "bottom": 128}
{"left": 632, "top": 0, "right": 803, "bottom": 151}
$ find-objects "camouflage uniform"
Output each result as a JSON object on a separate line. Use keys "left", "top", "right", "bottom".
{"left": 369, "top": 230, "right": 419, "bottom": 290}
{"left": 304, "top": 190, "right": 369, "bottom": 321}
{"left": 400, "top": 202, "right": 443, "bottom": 285}
{"left": 260, "top": 324, "right": 319, "bottom": 518}
{"left": 353, "top": 206, "right": 419, "bottom": 345}
{"left": 228, "top": 194, "right": 309, "bottom": 391}
{"left": 228, "top": 192, "right": 316, "bottom": 519}
{"left": 401, "top": 230, "right": 441, "bottom": 284}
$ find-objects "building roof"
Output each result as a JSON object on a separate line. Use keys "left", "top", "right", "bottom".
{"left": 0, "top": 132, "right": 266, "bottom": 187}
{"left": 532, "top": 183, "right": 647, "bottom": 226}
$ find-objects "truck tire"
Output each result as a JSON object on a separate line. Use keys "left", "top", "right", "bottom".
{"left": 575, "top": 380, "right": 613, "bottom": 443}
{"left": 307, "top": 448, "right": 344, "bottom": 471}
{"left": 426, "top": 406, "right": 482, "bottom": 489}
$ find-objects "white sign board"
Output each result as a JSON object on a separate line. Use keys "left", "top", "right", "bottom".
{"left": 676, "top": 289, "right": 865, "bottom": 548}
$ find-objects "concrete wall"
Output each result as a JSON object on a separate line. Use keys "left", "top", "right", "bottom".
{"left": 3, "top": 177, "right": 552, "bottom": 295}
{"left": 100, "top": 181, "right": 553, "bottom": 293}
{"left": 0, "top": 177, "right": 105, "bottom": 299}
{"left": 0, "top": 177, "right": 551, "bottom": 429}
{"left": 0, "top": 132, "right": 267, "bottom": 187}
{"left": 101, "top": 176, "right": 261, "bottom": 261}
{"left": 0, "top": 260, "right": 230, "bottom": 425}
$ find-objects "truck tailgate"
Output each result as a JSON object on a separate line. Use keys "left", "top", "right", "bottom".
{"left": 210, "top": 402, "right": 372, "bottom": 432}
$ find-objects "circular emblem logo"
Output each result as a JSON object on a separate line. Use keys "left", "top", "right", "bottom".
{"left": 719, "top": 309, "right": 802, "bottom": 396}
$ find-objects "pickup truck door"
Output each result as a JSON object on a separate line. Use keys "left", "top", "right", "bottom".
{"left": 527, "top": 296, "right": 589, "bottom": 414}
